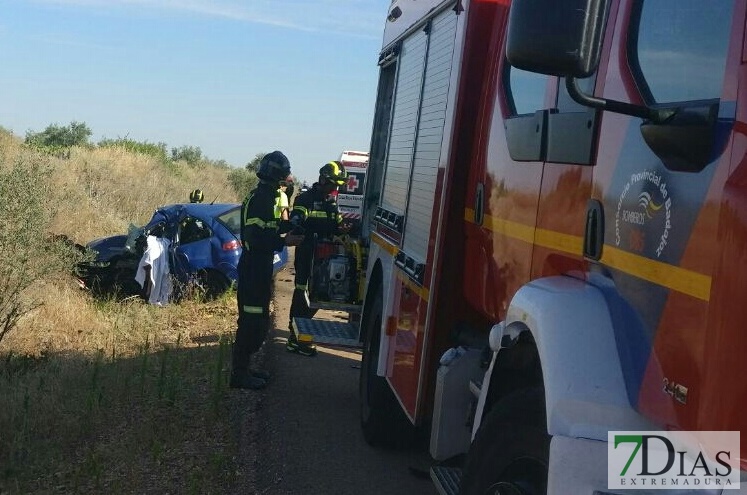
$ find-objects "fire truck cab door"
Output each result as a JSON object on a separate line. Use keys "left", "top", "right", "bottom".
{"left": 463, "top": 61, "right": 557, "bottom": 321}
{"left": 587, "top": 0, "right": 741, "bottom": 429}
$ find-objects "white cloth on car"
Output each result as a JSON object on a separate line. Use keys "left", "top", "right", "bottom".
{"left": 135, "top": 235, "right": 172, "bottom": 306}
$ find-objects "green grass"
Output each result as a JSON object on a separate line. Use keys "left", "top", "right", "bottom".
{"left": 0, "top": 298, "right": 240, "bottom": 494}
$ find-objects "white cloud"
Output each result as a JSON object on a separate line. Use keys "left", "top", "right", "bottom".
{"left": 29, "top": 0, "right": 384, "bottom": 38}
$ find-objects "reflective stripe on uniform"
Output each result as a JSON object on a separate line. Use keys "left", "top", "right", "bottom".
{"left": 244, "top": 218, "right": 278, "bottom": 229}
{"left": 295, "top": 283, "right": 308, "bottom": 290}
{"left": 243, "top": 305, "right": 263, "bottom": 314}
{"left": 293, "top": 205, "right": 309, "bottom": 217}
{"left": 309, "top": 211, "right": 330, "bottom": 218}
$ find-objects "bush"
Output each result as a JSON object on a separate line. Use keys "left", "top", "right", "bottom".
{"left": 208, "top": 159, "right": 230, "bottom": 169}
{"left": 0, "top": 158, "right": 82, "bottom": 344}
{"left": 99, "top": 137, "right": 168, "bottom": 162}
{"left": 227, "top": 168, "right": 257, "bottom": 199}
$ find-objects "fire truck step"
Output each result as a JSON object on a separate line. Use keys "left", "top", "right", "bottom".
{"left": 308, "top": 300, "right": 362, "bottom": 313}
{"left": 430, "top": 465, "right": 462, "bottom": 495}
{"left": 292, "top": 317, "right": 361, "bottom": 348}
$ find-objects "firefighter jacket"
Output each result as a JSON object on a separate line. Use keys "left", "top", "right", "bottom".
{"left": 289, "top": 183, "right": 343, "bottom": 244}
{"left": 241, "top": 182, "right": 286, "bottom": 254}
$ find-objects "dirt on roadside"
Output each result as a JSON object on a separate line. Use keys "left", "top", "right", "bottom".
{"left": 237, "top": 256, "right": 435, "bottom": 495}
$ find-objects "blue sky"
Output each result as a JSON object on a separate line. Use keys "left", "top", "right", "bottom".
{"left": 0, "top": 0, "right": 391, "bottom": 183}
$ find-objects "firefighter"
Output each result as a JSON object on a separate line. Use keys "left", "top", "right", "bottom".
{"left": 276, "top": 176, "right": 292, "bottom": 221}
{"left": 189, "top": 189, "right": 204, "bottom": 203}
{"left": 231, "top": 151, "right": 302, "bottom": 389}
{"left": 284, "top": 176, "right": 295, "bottom": 200}
{"left": 286, "top": 161, "right": 349, "bottom": 356}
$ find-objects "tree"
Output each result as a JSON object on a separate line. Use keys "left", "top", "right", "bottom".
{"left": 228, "top": 168, "right": 258, "bottom": 198}
{"left": 171, "top": 145, "right": 203, "bottom": 164}
{"left": 0, "top": 159, "right": 82, "bottom": 344}
{"left": 25, "top": 121, "right": 92, "bottom": 148}
{"left": 245, "top": 153, "right": 266, "bottom": 174}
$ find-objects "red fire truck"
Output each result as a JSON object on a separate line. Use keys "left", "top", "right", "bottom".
{"left": 293, "top": 0, "right": 747, "bottom": 493}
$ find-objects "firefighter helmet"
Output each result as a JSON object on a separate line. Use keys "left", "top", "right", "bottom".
{"left": 319, "top": 161, "right": 347, "bottom": 186}
{"left": 189, "top": 189, "right": 204, "bottom": 203}
{"left": 257, "top": 151, "right": 291, "bottom": 182}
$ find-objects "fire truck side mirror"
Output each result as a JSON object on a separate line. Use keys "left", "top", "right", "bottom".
{"left": 505, "top": 0, "right": 612, "bottom": 79}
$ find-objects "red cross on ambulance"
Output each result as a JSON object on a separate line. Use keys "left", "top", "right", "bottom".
{"left": 346, "top": 174, "right": 360, "bottom": 191}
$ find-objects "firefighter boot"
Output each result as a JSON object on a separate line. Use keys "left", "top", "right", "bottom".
{"left": 230, "top": 347, "right": 267, "bottom": 390}
{"left": 286, "top": 332, "right": 317, "bottom": 357}
{"left": 249, "top": 354, "right": 271, "bottom": 381}
{"left": 230, "top": 370, "right": 267, "bottom": 390}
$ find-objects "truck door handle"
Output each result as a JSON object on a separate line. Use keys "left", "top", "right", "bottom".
{"left": 474, "top": 182, "right": 484, "bottom": 225}
{"left": 584, "top": 199, "right": 604, "bottom": 260}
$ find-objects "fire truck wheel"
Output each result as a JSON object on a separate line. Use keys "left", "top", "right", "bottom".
{"left": 459, "top": 387, "right": 549, "bottom": 495}
{"left": 359, "top": 288, "right": 413, "bottom": 448}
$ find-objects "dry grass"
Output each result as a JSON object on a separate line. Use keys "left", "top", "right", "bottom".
{"left": 0, "top": 131, "right": 252, "bottom": 494}
{"left": 50, "top": 145, "right": 240, "bottom": 242}
{"left": 1, "top": 296, "right": 241, "bottom": 494}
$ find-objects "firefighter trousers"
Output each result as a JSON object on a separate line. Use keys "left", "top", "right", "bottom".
{"left": 233, "top": 249, "right": 274, "bottom": 371}
{"left": 288, "top": 242, "right": 318, "bottom": 335}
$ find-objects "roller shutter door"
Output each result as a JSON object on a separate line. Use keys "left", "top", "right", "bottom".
{"left": 402, "top": 9, "right": 458, "bottom": 261}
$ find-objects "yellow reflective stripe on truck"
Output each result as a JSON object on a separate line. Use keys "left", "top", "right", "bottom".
{"left": 464, "top": 208, "right": 711, "bottom": 301}
{"left": 370, "top": 232, "right": 430, "bottom": 302}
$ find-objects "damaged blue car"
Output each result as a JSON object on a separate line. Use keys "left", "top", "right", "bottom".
{"left": 75, "top": 202, "right": 289, "bottom": 300}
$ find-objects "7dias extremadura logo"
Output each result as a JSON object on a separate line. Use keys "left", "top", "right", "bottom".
{"left": 608, "top": 431, "right": 740, "bottom": 490}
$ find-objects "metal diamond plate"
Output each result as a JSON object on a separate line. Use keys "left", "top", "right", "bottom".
{"left": 292, "top": 318, "right": 361, "bottom": 348}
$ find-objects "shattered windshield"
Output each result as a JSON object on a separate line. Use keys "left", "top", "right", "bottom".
{"left": 124, "top": 224, "right": 145, "bottom": 254}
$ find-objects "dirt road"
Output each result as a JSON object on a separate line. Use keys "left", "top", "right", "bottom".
{"left": 251, "top": 261, "right": 435, "bottom": 495}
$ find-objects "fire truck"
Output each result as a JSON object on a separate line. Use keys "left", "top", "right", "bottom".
{"left": 293, "top": 0, "right": 747, "bottom": 493}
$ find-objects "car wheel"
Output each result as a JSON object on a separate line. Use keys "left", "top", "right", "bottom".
{"left": 111, "top": 266, "right": 140, "bottom": 299}
{"left": 191, "top": 269, "right": 230, "bottom": 301}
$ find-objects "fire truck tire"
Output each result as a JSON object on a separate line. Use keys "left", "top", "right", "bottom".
{"left": 359, "top": 288, "right": 413, "bottom": 448}
{"left": 459, "top": 387, "right": 549, "bottom": 495}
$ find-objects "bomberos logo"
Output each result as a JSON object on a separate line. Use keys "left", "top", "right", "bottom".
{"left": 614, "top": 170, "right": 673, "bottom": 257}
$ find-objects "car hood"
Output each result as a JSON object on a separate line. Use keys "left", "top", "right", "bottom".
{"left": 87, "top": 234, "right": 129, "bottom": 262}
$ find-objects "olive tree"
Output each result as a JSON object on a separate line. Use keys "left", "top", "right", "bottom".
{"left": 0, "top": 158, "right": 81, "bottom": 343}
{"left": 25, "top": 121, "right": 92, "bottom": 148}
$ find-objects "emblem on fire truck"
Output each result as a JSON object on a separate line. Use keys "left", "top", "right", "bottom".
{"left": 615, "top": 170, "right": 673, "bottom": 258}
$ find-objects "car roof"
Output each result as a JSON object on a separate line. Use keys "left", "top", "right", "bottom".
{"left": 145, "top": 203, "right": 240, "bottom": 229}
{"left": 157, "top": 203, "right": 239, "bottom": 218}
